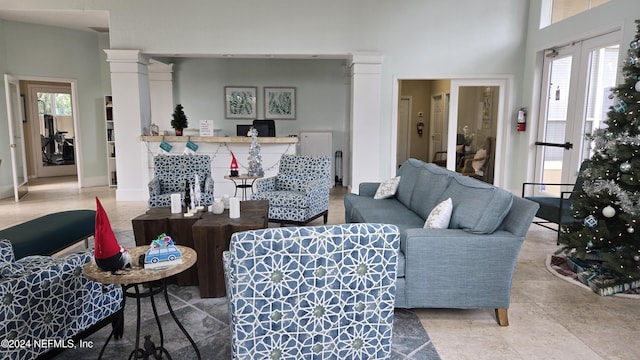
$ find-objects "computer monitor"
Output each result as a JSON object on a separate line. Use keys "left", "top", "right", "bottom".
{"left": 252, "top": 120, "right": 276, "bottom": 137}
{"left": 236, "top": 125, "right": 252, "bottom": 137}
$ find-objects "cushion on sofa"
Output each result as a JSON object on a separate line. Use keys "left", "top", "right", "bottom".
{"left": 439, "top": 176, "right": 513, "bottom": 234}
{"left": 374, "top": 176, "right": 401, "bottom": 199}
{"left": 423, "top": 198, "right": 453, "bottom": 229}
{"left": 395, "top": 159, "right": 425, "bottom": 208}
{"left": 349, "top": 197, "right": 425, "bottom": 228}
{"left": 409, "top": 165, "right": 455, "bottom": 219}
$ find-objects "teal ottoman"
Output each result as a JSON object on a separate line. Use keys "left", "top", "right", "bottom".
{"left": 0, "top": 210, "right": 96, "bottom": 259}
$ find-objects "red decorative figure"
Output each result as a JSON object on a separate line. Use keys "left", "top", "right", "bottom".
{"left": 230, "top": 151, "right": 239, "bottom": 177}
{"left": 94, "top": 197, "right": 131, "bottom": 272}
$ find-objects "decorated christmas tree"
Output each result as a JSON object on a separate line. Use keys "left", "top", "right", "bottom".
{"left": 559, "top": 20, "right": 640, "bottom": 280}
{"left": 247, "top": 127, "right": 264, "bottom": 177}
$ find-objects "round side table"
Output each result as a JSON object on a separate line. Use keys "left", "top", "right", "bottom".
{"left": 84, "top": 246, "right": 200, "bottom": 360}
{"left": 224, "top": 174, "right": 263, "bottom": 200}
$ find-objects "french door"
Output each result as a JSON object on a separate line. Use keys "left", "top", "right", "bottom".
{"left": 448, "top": 79, "right": 507, "bottom": 186}
{"left": 534, "top": 31, "right": 620, "bottom": 196}
{"left": 4, "top": 75, "right": 29, "bottom": 201}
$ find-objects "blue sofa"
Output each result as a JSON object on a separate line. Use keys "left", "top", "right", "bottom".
{"left": 0, "top": 240, "right": 123, "bottom": 359}
{"left": 344, "top": 158, "right": 539, "bottom": 326}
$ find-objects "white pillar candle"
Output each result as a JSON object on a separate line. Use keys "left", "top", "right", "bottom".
{"left": 229, "top": 197, "right": 240, "bottom": 218}
{"left": 170, "top": 193, "right": 182, "bottom": 214}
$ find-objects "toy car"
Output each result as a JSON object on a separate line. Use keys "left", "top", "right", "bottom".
{"left": 144, "top": 244, "right": 182, "bottom": 269}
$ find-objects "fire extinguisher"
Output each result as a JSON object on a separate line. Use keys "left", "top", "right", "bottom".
{"left": 417, "top": 120, "right": 424, "bottom": 136}
{"left": 517, "top": 107, "right": 527, "bottom": 132}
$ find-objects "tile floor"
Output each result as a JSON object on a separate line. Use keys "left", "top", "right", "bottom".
{"left": 1, "top": 176, "right": 639, "bottom": 360}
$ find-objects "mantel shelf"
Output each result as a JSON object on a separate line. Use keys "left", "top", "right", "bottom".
{"left": 140, "top": 136, "right": 299, "bottom": 144}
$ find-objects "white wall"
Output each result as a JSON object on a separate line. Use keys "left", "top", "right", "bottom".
{"left": 0, "top": 19, "right": 107, "bottom": 196}
{"left": 2, "top": 0, "right": 639, "bottom": 195}
{"left": 102, "top": 0, "right": 532, "bottom": 185}
{"left": 170, "top": 57, "right": 349, "bottom": 161}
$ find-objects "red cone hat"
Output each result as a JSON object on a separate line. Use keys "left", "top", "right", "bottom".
{"left": 230, "top": 151, "right": 239, "bottom": 170}
{"left": 94, "top": 197, "right": 120, "bottom": 259}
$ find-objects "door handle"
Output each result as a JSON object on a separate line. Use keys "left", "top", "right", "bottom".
{"left": 534, "top": 141, "right": 573, "bottom": 149}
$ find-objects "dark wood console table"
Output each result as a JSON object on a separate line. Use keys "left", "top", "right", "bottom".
{"left": 131, "top": 200, "right": 269, "bottom": 298}
{"left": 192, "top": 200, "right": 269, "bottom": 298}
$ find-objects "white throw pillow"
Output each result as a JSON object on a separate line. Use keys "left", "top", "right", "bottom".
{"left": 373, "top": 176, "right": 401, "bottom": 199}
{"left": 423, "top": 198, "right": 453, "bottom": 229}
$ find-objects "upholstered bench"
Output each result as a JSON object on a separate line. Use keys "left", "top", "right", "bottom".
{"left": 0, "top": 210, "right": 96, "bottom": 259}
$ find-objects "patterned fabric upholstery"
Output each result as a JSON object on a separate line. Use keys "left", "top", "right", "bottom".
{"left": 0, "top": 240, "right": 123, "bottom": 360}
{"left": 223, "top": 223, "right": 400, "bottom": 359}
{"left": 148, "top": 154, "right": 215, "bottom": 207}
{"left": 251, "top": 155, "right": 331, "bottom": 224}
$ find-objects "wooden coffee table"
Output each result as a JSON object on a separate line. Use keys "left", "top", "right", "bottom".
{"left": 192, "top": 200, "right": 269, "bottom": 298}
{"left": 132, "top": 201, "right": 269, "bottom": 298}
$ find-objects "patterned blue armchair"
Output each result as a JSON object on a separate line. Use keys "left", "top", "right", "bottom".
{"left": 223, "top": 223, "right": 400, "bottom": 359}
{"left": 148, "top": 154, "right": 215, "bottom": 208}
{"left": 251, "top": 154, "right": 331, "bottom": 225}
{"left": 0, "top": 240, "right": 123, "bottom": 360}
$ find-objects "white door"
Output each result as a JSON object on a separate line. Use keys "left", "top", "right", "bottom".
{"left": 534, "top": 31, "right": 620, "bottom": 196}
{"left": 4, "top": 75, "right": 29, "bottom": 201}
{"left": 448, "top": 79, "right": 508, "bottom": 186}
{"left": 429, "top": 93, "right": 448, "bottom": 162}
{"left": 397, "top": 96, "right": 411, "bottom": 166}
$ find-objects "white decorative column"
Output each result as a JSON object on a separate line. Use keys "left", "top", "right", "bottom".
{"left": 349, "top": 53, "right": 383, "bottom": 194}
{"left": 148, "top": 59, "right": 174, "bottom": 133}
{"left": 105, "top": 49, "right": 151, "bottom": 201}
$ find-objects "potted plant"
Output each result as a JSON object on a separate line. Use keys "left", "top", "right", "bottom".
{"left": 171, "top": 104, "right": 188, "bottom": 136}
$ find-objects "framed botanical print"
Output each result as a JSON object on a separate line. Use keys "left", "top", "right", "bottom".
{"left": 264, "top": 87, "right": 296, "bottom": 119}
{"left": 224, "top": 86, "right": 257, "bottom": 119}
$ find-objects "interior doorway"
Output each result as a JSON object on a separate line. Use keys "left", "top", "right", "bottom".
{"left": 397, "top": 80, "right": 451, "bottom": 165}
{"left": 395, "top": 77, "right": 509, "bottom": 186}
{"left": 23, "top": 81, "right": 79, "bottom": 180}
{"left": 31, "top": 84, "right": 76, "bottom": 176}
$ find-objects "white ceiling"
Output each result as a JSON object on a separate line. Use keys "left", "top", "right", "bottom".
{"left": 0, "top": 9, "right": 109, "bottom": 32}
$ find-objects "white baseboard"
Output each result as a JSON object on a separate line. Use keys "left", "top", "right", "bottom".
{"left": 82, "top": 175, "right": 108, "bottom": 188}
{"left": 0, "top": 184, "right": 14, "bottom": 200}
{"left": 116, "top": 188, "right": 149, "bottom": 202}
